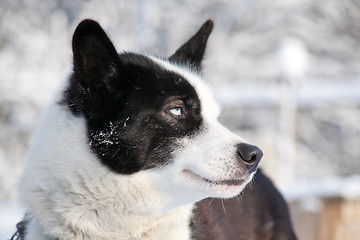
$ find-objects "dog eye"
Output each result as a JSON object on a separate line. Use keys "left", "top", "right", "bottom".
{"left": 169, "top": 107, "right": 183, "bottom": 116}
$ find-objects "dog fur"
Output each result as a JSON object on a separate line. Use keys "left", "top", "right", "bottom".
{"left": 17, "top": 19, "right": 296, "bottom": 240}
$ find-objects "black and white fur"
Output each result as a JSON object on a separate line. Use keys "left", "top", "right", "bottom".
{"left": 17, "top": 20, "right": 296, "bottom": 240}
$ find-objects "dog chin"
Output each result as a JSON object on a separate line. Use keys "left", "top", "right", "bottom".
{"left": 180, "top": 169, "right": 254, "bottom": 199}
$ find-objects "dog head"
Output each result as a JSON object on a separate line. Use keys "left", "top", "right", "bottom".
{"left": 65, "top": 19, "right": 262, "bottom": 208}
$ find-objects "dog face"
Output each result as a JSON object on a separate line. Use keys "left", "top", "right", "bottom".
{"left": 64, "top": 20, "right": 262, "bottom": 207}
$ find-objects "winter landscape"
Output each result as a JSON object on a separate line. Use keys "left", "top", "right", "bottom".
{"left": 1, "top": 0, "right": 360, "bottom": 239}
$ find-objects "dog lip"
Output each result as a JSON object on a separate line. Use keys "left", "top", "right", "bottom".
{"left": 182, "top": 169, "right": 244, "bottom": 187}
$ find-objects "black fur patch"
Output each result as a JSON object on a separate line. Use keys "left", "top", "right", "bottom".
{"left": 63, "top": 20, "right": 208, "bottom": 174}
{"left": 169, "top": 19, "right": 213, "bottom": 71}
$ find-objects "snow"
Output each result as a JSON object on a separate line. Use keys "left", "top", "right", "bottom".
{"left": 214, "top": 80, "right": 360, "bottom": 108}
{"left": 276, "top": 37, "right": 309, "bottom": 80}
{"left": 280, "top": 175, "right": 360, "bottom": 202}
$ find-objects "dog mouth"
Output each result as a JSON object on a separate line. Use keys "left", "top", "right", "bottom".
{"left": 182, "top": 169, "right": 245, "bottom": 187}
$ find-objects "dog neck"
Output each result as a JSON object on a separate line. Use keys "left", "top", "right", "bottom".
{"left": 23, "top": 205, "right": 194, "bottom": 240}
{"left": 19, "top": 102, "right": 194, "bottom": 240}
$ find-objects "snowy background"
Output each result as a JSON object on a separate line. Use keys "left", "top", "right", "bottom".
{"left": 1, "top": 0, "right": 360, "bottom": 239}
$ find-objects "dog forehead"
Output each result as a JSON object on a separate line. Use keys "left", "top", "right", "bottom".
{"left": 148, "top": 56, "right": 220, "bottom": 119}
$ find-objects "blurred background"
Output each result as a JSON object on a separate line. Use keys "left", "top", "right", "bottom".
{"left": 1, "top": 0, "right": 360, "bottom": 239}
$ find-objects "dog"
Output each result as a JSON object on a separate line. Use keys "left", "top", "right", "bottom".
{"left": 15, "top": 19, "right": 297, "bottom": 240}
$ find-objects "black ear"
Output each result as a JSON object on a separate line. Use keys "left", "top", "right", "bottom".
{"left": 72, "top": 19, "right": 121, "bottom": 91}
{"left": 169, "top": 20, "right": 214, "bottom": 70}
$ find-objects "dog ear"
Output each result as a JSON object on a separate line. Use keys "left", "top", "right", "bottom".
{"left": 72, "top": 19, "right": 122, "bottom": 91}
{"left": 169, "top": 20, "right": 213, "bottom": 71}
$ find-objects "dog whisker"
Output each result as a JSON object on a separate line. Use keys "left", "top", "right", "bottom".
{"left": 221, "top": 199, "right": 227, "bottom": 214}
{"left": 207, "top": 198, "right": 215, "bottom": 206}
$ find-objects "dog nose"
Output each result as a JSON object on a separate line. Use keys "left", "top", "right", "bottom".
{"left": 236, "top": 143, "right": 263, "bottom": 172}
